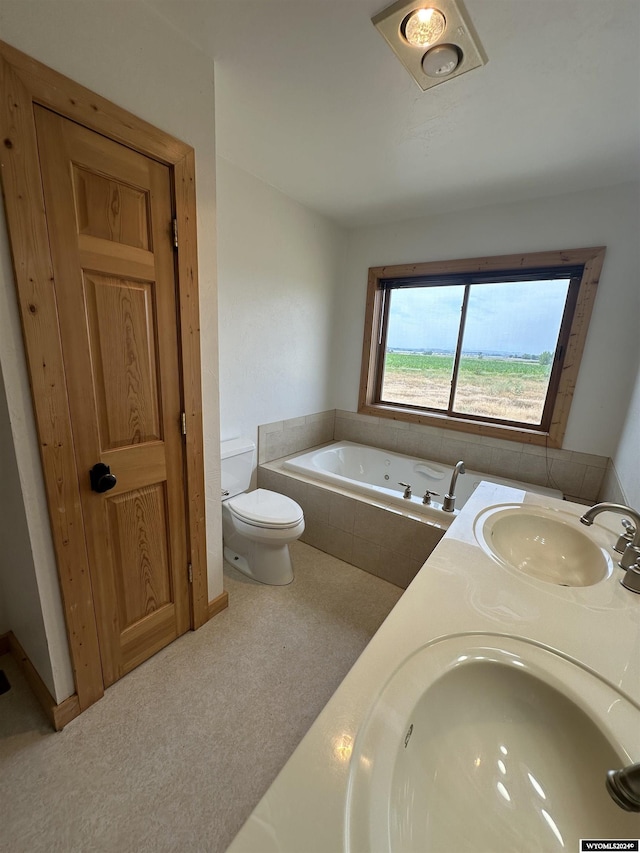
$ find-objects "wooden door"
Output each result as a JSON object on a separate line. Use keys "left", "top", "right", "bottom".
{"left": 33, "top": 105, "right": 190, "bottom": 686}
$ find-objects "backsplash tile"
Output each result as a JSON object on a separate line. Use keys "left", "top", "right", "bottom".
{"left": 332, "top": 416, "right": 381, "bottom": 449}
{"left": 570, "top": 450, "right": 608, "bottom": 469}
{"left": 333, "top": 410, "right": 609, "bottom": 502}
{"left": 261, "top": 420, "right": 284, "bottom": 435}
{"left": 258, "top": 410, "right": 335, "bottom": 463}
{"left": 519, "top": 443, "right": 566, "bottom": 460}
{"left": 516, "top": 453, "right": 551, "bottom": 488}
{"left": 488, "top": 446, "right": 521, "bottom": 480}
{"left": 580, "top": 465, "right": 606, "bottom": 502}
{"left": 599, "top": 461, "right": 627, "bottom": 504}
{"left": 549, "top": 458, "right": 585, "bottom": 498}
{"left": 440, "top": 437, "right": 471, "bottom": 467}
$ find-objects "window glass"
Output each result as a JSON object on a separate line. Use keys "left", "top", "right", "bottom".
{"left": 453, "top": 279, "right": 570, "bottom": 424}
{"left": 381, "top": 285, "right": 464, "bottom": 410}
{"left": 380, "top": 277, "right": 571, "bottom": 427}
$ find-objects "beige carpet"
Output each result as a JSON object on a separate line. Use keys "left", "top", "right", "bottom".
{"left": 0, "top": 541, "right": 402, "bottom": 852}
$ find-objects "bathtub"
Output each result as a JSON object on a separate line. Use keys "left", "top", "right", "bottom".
{"left": 282, "top": 440, "right": 562, "bottom": 525}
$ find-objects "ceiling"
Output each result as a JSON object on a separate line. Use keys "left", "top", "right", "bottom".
{"left": 149, "top": 0, "right": 640, "bottom": 228}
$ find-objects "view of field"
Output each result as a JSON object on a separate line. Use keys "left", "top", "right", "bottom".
{"left": 381, "top": 352, "right": 552, "bottom": 424}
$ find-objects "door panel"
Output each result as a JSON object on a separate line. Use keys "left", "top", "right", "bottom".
{"left": 72, "top": 165, "right": 151, "bottom": 250}
{"left": 107, "top": 484, "right": 172, "bottom": 627}
{"left": 34, "top": 104, "right": 190, "bottom": 686}
{"left": 84, "top": 274, "right": 161, "bottom": 448}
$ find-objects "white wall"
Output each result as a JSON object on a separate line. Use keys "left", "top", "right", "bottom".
{"left": 335, "top": 183, "right": 640, "bottom": 458}
{"left": 216, "top": 157, "right": 346, "bottom": 452}
{"left": 0, "top": 364, "right": 55, "bottom": 689}
{"left": 613, "top": 357, "right": 640, "bottom": 507}
{"left": 0, "top": 179, "right": 74, "bottom": 700}
{"left": 0, "top": 0, "right": 222, "bottom": 701}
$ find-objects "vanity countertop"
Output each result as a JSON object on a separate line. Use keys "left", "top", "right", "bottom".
{"left": 227, "top": 483, "right": 640, "bottom": 853}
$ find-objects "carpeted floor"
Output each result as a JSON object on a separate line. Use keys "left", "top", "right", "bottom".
{"left": 0, "top": 541, "right": 402, "bottom": 852}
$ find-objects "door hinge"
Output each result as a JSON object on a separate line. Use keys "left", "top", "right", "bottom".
{"left": 187, "top": 562, "right": 193, "bottom": 584}
{"left": 172, "top": 218, "right": 178, "bottom": 249}
{"left": 181, "top": 411, "right": 187, "bottom": 436}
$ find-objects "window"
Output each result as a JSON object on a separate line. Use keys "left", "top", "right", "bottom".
{"left": 359, "top": 248, "right": 606, "bottom": 447}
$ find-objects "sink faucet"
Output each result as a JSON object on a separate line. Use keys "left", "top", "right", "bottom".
{"left": 607, "top": 762, "right": 640, "bottom": 812}
{"left": 579, "top": 503, "right": 640, "bottom": 569}
{"left": 443, "top": 461, "right": 465, "bottom": 513}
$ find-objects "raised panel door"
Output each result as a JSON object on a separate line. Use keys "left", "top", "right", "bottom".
{"left": 34, "top": 105, "right": 190, "bottom": 686}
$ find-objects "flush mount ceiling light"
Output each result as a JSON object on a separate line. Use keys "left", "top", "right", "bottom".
{"left": 372, "top": 0, "right": 487, "bottom": 91}
{"left": 403, "top": 8, "right": 446, "bottom": 46}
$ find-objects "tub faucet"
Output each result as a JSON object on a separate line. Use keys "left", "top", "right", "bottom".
{"left": 443, "top": 461, "right": 465, "bottom": 513}
{"left": 606, "top": 762, "right": 640, "bottom": 812}
{"left": 579, "top": 503, "right": 640, "bottom": 569}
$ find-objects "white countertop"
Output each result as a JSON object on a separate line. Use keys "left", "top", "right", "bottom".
{"left": 227, "top": 483, "right": 640, "bottom": 853}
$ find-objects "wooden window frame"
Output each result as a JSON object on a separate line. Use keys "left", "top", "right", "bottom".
{"left": 359, "top": 247, "right": 606, "bottom": 448}
{"left": 0, "top": 41, "right": 210, "bottom": 715}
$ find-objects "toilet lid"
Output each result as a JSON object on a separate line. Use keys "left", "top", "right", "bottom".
{"left": 227, "top": 489, "right": 304, "bottom": 528}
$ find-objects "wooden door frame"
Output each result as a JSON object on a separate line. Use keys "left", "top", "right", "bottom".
{"left": 0, "top": 41, "right": 209, "bottom": 712}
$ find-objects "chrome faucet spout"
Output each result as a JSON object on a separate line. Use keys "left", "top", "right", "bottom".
{"left": 443, "top": 461, "right": 465, "bottom": 513}
{"left": 607, "top": 762, "right": 640, "bottom": 812}
{"left": 579, "top": 502, "right": 640, "bottom": 569}
{"left": 580, "top": 502, "right": 640, "bottom": 532}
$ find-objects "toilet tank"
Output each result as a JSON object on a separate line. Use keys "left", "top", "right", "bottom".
{"left": 221, "top": 437, "right": 256, "bottom": 498}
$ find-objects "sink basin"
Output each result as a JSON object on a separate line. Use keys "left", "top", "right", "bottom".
{"left": 347, "top": 635, "right": 640, "bottom": 853}
{"left": 474, "top": 504, "right": 612, "bottom": 586}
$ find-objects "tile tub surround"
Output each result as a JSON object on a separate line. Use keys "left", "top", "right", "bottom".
{"left": 258, "top": 410, "right": 609, "bottom": 502}
{"left": 258, "top": 411, "right": 335, "bottom": 464}
{"left": 258, "top": 463, "right": 445, "bottom": 589}
{"left": 332, "top": 410, "right": 609, "bottom": 503}
{"left": 601, "top": 459, "right": 628, "bottom": 506}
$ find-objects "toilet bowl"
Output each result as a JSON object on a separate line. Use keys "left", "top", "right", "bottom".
{"left": 221, "top": 438, "right": 305, "bottom": 585}
{"left": 222, "top": 489, "right": 304, "bottom": 585}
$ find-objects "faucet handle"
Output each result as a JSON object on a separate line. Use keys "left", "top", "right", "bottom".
{"left": 621, "top": 560, "right": 640, "bottom": 594}
{"left": 398, "top": 482, "right": 412, "bottom": 499}
{"left": 619, "top": 542, "right": 640, "bottom": 570}
{"left": 614, "top": 518, "right": 637, "bottom": 554}
{"left": 422, "top": 490, "right": 440, "bottom": 505}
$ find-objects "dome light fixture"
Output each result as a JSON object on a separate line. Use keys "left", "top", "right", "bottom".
{"left": 372, "top": 0, "right": 487, "bottom": 91}
{"left": 422, "top": 43, "right": 461, "bottom": 77}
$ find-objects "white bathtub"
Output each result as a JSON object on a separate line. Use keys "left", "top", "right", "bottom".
{"left": 282, "top": 440, "right": 562, "bottom": 525}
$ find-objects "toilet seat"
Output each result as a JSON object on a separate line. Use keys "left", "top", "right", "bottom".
{"left": 227, "top": 488, "right": 304, "bottom": 529}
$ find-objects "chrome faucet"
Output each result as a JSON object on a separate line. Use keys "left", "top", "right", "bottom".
{"left": 579, "top": 503, "right": 640, "bottom": 569}
{"left": 606, "top": 762, "right": 640, "bottom": 812}
{"left": 442, "top": 461, "right": 465, "bottom": 513}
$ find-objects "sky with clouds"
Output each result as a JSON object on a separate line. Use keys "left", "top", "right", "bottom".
{"left": 387, "top": 279, "right": 570, "bottom": 355}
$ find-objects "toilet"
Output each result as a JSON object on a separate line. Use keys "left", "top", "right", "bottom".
{"left": 221, "top": 437, "right": 304, "bottom": 585}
